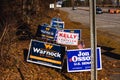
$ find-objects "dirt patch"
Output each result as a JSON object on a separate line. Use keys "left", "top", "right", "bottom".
{"left": 0, "top": 9, "right": 120, "bottom": 80}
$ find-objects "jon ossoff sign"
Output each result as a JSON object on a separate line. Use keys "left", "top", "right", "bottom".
{"left": 27, "top": 39, "right": 65, "bottom": 69}
{"left": 67, "top": 47, "right": 102, "bottom": 72}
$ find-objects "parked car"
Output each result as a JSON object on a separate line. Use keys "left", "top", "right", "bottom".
{"left": 108, "top": 9, "right": 120, "bottom": 14}
{"left": 96, "top": 7, "right": 103, "bottom": 14}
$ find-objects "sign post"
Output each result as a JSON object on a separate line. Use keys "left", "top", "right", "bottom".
{"left": 89, "top": 0, "right": 97, "bottom": 80}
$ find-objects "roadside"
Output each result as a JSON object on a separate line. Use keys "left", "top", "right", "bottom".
{"left": 60, "top": 7, "right": 120, "bottom": 80}
{"left": 60, "top": 7, "right": 120, "bottom": 42}
{"left": 0, "top": 6, "right": 120, "bottom": 80}
{"left": 77, "top": 7, "right": 109, "bottom": 12}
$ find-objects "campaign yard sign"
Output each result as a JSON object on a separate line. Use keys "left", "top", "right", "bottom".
{"left": 51, "top": 17, "right": 62, "bottom": 22}
{"left": 27, "top": 39, "right": 65, "bottom": 69}
{"left": 51, "top": 21, "right": 64, "bottom": 29}
{"left": 36, "top": 25, "right": 57, "bottom": 40}
{"left": 64, "top": 29, "right": 81, "bottom": 40}
{"left": 56, "top": 31, "right": 79, "bottom": 45}
{"left": 49, "top": 4, "right": 54, "bottom": 8}
{"left": 67, "top": 47, "right": 102, "bottom": 72}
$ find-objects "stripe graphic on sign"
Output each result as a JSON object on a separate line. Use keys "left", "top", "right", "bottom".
{"left": 30, "top": 55, "right": 61, "bottom": 64}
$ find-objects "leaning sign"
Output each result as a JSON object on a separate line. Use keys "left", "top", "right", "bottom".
{"left": 27, "top": 39, "right": 65, "bottom": 69}
{"left": 67, "top": 47, "right": 102, "bottom": 72}
{"left": 56, "top": 31, "right": 79, "bottom": 45}
{"left": 36, "top": 25, "right": 57, "bottom": 40}
{"left": 51, "top": 21, "right": 64, "bottom": 29}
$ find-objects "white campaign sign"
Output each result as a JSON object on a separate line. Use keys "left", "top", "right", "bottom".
{"left": 49, "top": 4, "right": 54, "bottom": 8}
{"left": 56, "top": 32, "right": 78, "bottom": 45}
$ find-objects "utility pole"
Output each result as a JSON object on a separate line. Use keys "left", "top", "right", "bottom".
{"left": 54, "top": 0, "right": 57, "bottom": 10}
{"left": 89, "top": 0, "right": 97, "bottom": 80}
{"left": 117, "top": 0, "right": 120, "bottom": 7}
{"left": 71, "top": 0, "right": 75, "bottom": 10}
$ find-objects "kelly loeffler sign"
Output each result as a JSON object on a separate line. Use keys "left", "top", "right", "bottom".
{"left": 67, "top": 47, "right": 102, "bottom": 72}
{"left": 56, "top": 31, "right": 79, "bottom": 45}
{"left": 27, "top": 39, "right": 65, "bottom": 69}
{"left": 64, "top": 29, "right": 81, "bottom": 40}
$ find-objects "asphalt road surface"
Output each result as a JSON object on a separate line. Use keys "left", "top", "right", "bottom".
{"left": 60, "top": 7, "right": 120, "bottom": 80}
{"left": 60, "top": 7, "right": 120, "bottom": 37}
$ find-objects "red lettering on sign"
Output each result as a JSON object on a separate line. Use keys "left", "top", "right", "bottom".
{"left": 74, "top": 35, "right": 77, "bottom": 39}
{"left": 64, "top": 33, "right": 66, "bottom": 38}
{"left": 59, "top": 33, "right": 62, "bottom": 37}
{"left": 58, "top": 32, "right": 78, "bottom": 39}
{"left": 70, "top": 34, "right": 72, "bottom": 38}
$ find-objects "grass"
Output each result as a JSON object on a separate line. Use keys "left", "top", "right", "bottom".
{"left": 0, "top": 9, "right": 120, "bottom": 80}
{"left": 29, "top": 9, "right": 120, "bottom": 80}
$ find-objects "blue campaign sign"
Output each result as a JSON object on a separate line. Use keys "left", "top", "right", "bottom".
{"left": 51, "top": 21, "right": 64, "bottom": 29}
{"left": 41, "top": 23, "right": 49, "bottom": 27}
{"left": 64, "top": 29, "right": 81, "bottom": 40}
{"left": 27, "top": 39, "right": 65, "bottom": 69}
{"left": 50, "top": 17, "right": 64, "bottom": 29}
{"left": 67, "top": 47, "right": 102, "bottom": 72}
{"left": 36, "top": 25, "right": 58, "bottom": 40}
{"left": 51, "top": 17, "right": 62, "bottom": 22}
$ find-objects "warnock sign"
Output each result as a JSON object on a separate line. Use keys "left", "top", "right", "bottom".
{"left": 67, "top": 47, "right": 102, "bottom": 72}
{"left": 64, "top": 29, "right": 81, "bottom": 40}
{"left": 36, "top": 25, "right": 57, "bottom": 40}
{"left": 27, "top": 39, "right": 65, "bottom": 69}
{"left": 56, "top": 31, "right": 79, "bottom": 45}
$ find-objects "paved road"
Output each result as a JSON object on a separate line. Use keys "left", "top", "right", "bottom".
{"left": 60, "top": 7, "right": 120, "bottom": 80}
{"left": 60, "top": 7, "right": 120, "bottom": 37}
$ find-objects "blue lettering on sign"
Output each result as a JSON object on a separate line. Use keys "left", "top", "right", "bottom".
{"left": 67, "top": 47, "right": 102, "bottom": 72}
